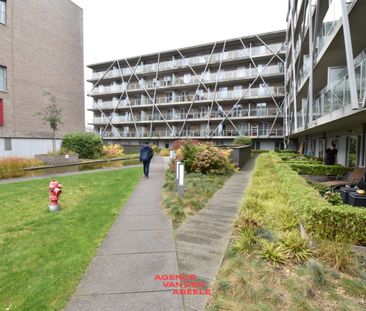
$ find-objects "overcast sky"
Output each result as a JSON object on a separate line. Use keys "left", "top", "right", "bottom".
{"left": 70, "top": 0, "right": 289, "bottom": 124}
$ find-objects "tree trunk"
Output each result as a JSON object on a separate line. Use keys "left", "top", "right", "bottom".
{"left": 52, "top": 130, "right": 56, "bottom": 155}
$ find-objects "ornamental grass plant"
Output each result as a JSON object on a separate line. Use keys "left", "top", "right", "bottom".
{"left": 0, "top": 157, "right": 44, "bottom": 179}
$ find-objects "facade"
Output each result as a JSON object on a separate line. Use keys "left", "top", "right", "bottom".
{"left": 285, "top": 0, "right": 366, "bottom": 167}
{"left": 87, "top": 31, "right": 286, "bottom": 150}
{"left": 0, "top": 0, "right": 85, "bottom": 157}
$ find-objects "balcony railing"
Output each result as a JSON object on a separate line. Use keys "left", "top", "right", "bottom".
{"left": 90, "top": 43, "right": 285, "bottom": 80}
{"left": 291, "top": 50, "right": 366, "bottom": 133}
{"left": 100, "top": 128, "right": 284, "bottom": 139}
{"left": 90, "top": 108, "right": 280, "bottom": 124}
{"left": 89, "top": 86, "right": 285, "bottom": 106}
{"left": 89, "top": 65, "right": 284, "bottom": 96}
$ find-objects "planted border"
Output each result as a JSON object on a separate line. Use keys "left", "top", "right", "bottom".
{"left": 271, "top": 153, "right": 366, "bottom": 245}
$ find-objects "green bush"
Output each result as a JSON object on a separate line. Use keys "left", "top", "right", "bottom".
{"left": 175, "top": 140, "right": 236, "bottom": 175}
{"left": 233, "top": 136, "right": 252, "bottom": 146}
{"left": 271, "top": 153, "right": 366, "bottom": 245}
{"left": 61, "top": 132, "right": 103, "bottom": 159}
{"left": 288, "top": 162, "right": 349, "bottom": 176}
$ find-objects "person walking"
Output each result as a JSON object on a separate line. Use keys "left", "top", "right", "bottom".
{"left": 325, "top": 143, "right": 338, "bottom": 165}
{"left": 140, "top": 141, "right": 154, "bottom": 178}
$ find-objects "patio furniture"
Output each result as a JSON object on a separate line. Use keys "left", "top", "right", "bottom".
{"left": 339, "top": 187, "right": 357, "bottom": 204}
{"left": 319, "top": 167, "right": 365, "bottom": 187}
{"left": 348, "top": 192, "right": 366, "bottom": 207}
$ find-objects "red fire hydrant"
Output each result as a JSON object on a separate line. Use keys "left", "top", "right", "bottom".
{"left": 48, "top": 180, "right": 63, "bottom": 212}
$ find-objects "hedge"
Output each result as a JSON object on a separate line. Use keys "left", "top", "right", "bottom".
{"left": 233, "top": 136, "right": 252, "bottom": 146}
{"left": 61, "top": 132, "right": 103, "bottom": 159}
{"left": 269, "top": 153, "right": 366, "bottom": 245}
{"left": 288, "top": 162, "right": 349, "bottom": 176}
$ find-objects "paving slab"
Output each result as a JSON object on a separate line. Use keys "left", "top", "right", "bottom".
{"left": 99, "top": 229, "right": 175, "bottom": 255}
{"left": 65, "top": 156, "right": 184, "bottom": 311}
{"left": 175, "top": 159, "right": 255, "bottom": 311}
{"left": 67, "top": 291, "right": 183, "bottom": 311}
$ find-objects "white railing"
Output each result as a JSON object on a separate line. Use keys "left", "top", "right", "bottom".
{"left": 90, "top": 65, "right": 284, "bottom": 95}
{"left": 90, "top": 43, "right": 285, "bottom": 80}
{"left": 101, "top": 128, "right": 284, "bottom": 139}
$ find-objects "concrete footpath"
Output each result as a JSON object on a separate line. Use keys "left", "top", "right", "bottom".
{"left": 65, "top": 156, "right": 184, "bottom": 311}
{"left": 175, "top": 159, "right": 255, "bottom": 311}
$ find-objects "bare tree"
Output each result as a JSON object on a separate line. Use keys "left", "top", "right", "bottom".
{"left": 36, "top": 91, "right": 63, "bottom": 154}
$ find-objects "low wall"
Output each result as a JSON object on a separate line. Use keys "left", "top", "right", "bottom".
{"left": 230, "top": 145, "right": 252, "bottom": 169}
{"left": 35, "top": 154, "right": 79, "bottom": 165}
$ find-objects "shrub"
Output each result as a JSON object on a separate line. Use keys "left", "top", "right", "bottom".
{"left": 233, "top": 136, "right": 252, "bottom": 146}
{"left": 150, "top": 143, "right": 159, "bottom": 154}
{"left": 61, "top": 132, "right": 103, "bottom": 159}
{"left": 260, "top": 240, "right": 288, "bottom": 265}
{"left": 174, "top": 140, "right": 236, "bottom": 175}
{"left": 323, "top": 191, "right": 343, "bottom": 206}
{"left": 159, "top": 148, "right": 170, "bottom": 156}
{"left": 316, "top": 240, "right": 358, "bottom": 273}
{"left": 271, "top": 153, "right": 366, "bottom": 245}
{"left": 288, "top": 162, "right": 349, "bottom": 176}
{"left": 0, "top": 158, "right": 44, "bottom": 179}
{"left": 193, "top": 144, "right": 236, "bottom": 174}
{"left": 280, "top": 230, "right": 312, "bottom": 263}
{"left": 172, "top": 139, "right": 200, "bottom": 151}
{"left": 102, "top": 144, "right": 124, "bottom": 158}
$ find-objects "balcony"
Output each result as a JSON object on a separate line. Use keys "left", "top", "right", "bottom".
{"left": 89, "top": 43, "right": 285, "bottom": 80}
{"left": 89, "top": 65, "right": 284, "bottom": 96}
{"left": 292, "top": 50, "right": 366, "bottom": 133}
{"left": 100, "top": 128, "right": 284, "bottom": 139}
{"left": 90, "top": 108, "right": 281, "bottom": 125}
{"left": 90, "top": 85, "right": 285, "bottom": 103}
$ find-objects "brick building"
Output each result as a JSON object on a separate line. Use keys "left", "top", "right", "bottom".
{"left": 0, "top": 0, "right": 84, "bottom": 157}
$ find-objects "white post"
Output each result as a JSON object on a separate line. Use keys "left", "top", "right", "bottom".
{"left": 170, "top": 150, "right": 176, "bottom": 159}
{"left": 176, "top": 160, "right": 181, "bottom": 187}
{"left": 178, "top": 163, "right": 185, "bottom": 197}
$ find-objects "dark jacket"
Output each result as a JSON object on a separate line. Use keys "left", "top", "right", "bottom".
{"left": 140, "top": 145, "right": 154, "bottom": 162}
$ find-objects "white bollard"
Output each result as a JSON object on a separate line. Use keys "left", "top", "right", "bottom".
{"left": 170, "top": 150, "right": 176, "bottom": 160}
{"left": 176, "top": 161, "right": 181, "bottom": 188}
{"left": 178, "top": 163, "right": 185, "bottom": 197}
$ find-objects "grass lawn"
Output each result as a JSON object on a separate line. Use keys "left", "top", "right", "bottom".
{"left": 0, "top": 168, "right": 141, "bottom": 311}
{"left": 162, "top": 171, "right": 231, "bottom": 228}
{"left": 207, "top": 154, "right": 366, "bottom": 311}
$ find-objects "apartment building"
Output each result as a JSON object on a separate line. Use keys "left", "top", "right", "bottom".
{"left": 87, "top": 31, "right": 286, "bottom": 150}
{"left": 0, "top": 0, "right": 85, "bottom": 157}
{"left": 285, "top": 0, "right": 366, "bottom": 166}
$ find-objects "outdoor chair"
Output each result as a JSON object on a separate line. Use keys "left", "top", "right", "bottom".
{"left": 319, "top": 167, "right": 365, "bottom": 187}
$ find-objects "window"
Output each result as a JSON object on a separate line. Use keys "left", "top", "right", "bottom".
{"left": 165, "top": 91, "right": 173, "bottom": 103}
{"left": 4, "top": 137, "right": 11, "bottom": 151}
{"left": 0, "top": 0, "right": 6, "bottom": 24}
{"left": 163, "top": 76, "right": 172, "bottom": 86}
{"left": 0, "top": 66, "right": 6, "bottom": 91}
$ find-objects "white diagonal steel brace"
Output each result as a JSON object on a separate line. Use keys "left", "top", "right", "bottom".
{"left": 206, "top": 41, "right": 227, "bottom": 137}
{"left": 124, "top": 59, "right": 176, "bottom": 137}
{"left": 255, "top": 35, "right": 285, "bottom": 63}
{"left": 178, "top": 42, "right": 217, "bottom": 137}
{"left": 87, "top": 60, "right": 117, "bottom": 96}
{"left": 239, "top": 39, "right": 284, "bottom": 138}
{"left": 116, "top": 59, "right": 141, "bottom": 136}
{"left": 208, "top": 51, "right": 282, "bottom": 138}
{"left": 149, "top": 53, "right": 161, "bottom": 138}
{"left": 99, "top": 58, "right": 142, "bottom": 137}
{"left": 239, "top": 39, "right": 284, "bottom": 116}
{"left": 88, "top": 61, "right": 123, "bottom": 137}
{"left": 176, "top": 48, "right": 241, "bottom": 136}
